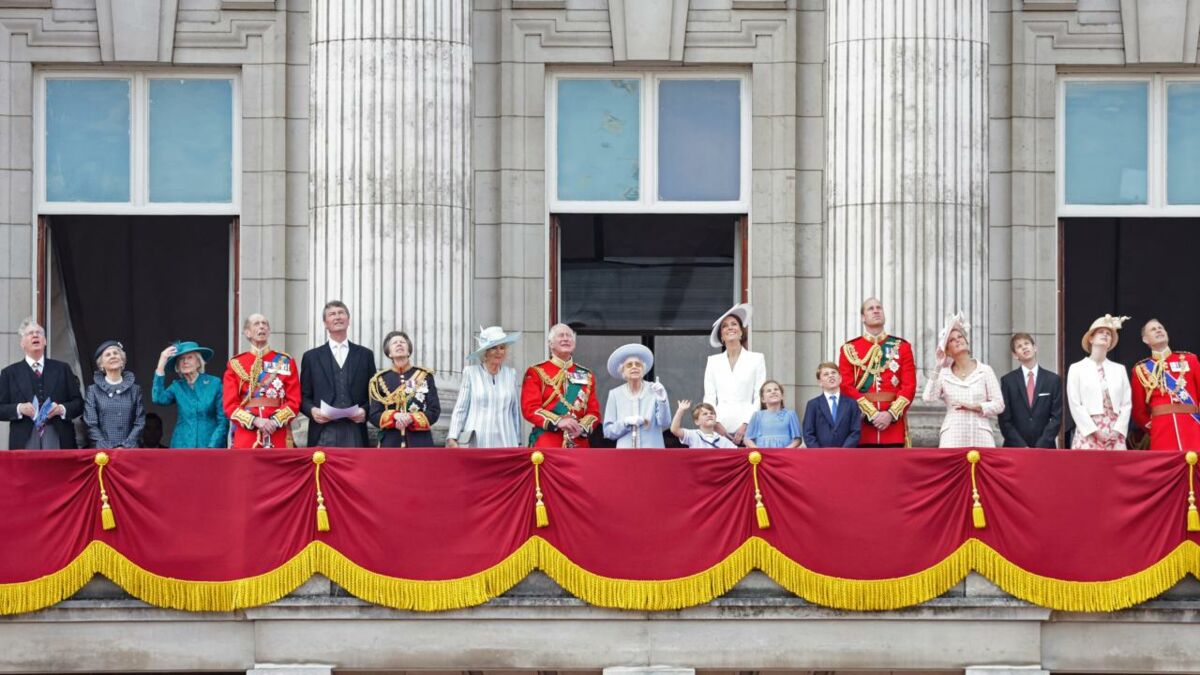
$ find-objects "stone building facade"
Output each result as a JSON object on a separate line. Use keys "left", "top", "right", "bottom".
{"left": 3, "top": 0, "right": 1200, "bottom": 672}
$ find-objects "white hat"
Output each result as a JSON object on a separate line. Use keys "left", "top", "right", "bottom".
{"left": 467, "top": 326, "right": 521, "bottom": 362}
{"left": 607, "top": 343, "right": 654, "bottom": 379}
{"left": 934, "top": 311, "right": 970, "bottom": 368}
{"left": 709, "top": 303, "right": 752, "bottom": 348}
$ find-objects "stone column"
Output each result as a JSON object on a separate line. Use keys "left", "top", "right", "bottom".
{"left": 310, "top": 1, "right": 471, "bottom": 379}
{"left": 825, "top": 1, "right": 989, "bottom": 365}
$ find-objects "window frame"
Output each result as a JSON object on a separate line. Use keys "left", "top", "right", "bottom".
{"left": 547, "top": 70, "right": 751, "bottom": 214}
{"left": 1053, "top": 74, "right": 1200, "bottom": 217}
{"left": 35, "top": 68, "right": 241, "bottom": 216}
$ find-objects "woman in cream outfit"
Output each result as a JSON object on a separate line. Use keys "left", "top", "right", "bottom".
{"left": 922, "top": 312, "right": 1004, "bottom": 447}
{"left": 1067, "top": 314, "right": 1132, "bottom": 450}
{"left": 703, "top": 304, "right": 766, "bottom": 445}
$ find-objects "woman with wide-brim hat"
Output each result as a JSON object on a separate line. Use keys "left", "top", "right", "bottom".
{"left": 702, "top": 303, "right": 766, "bottom": 444}
{"left": 602, "top": 343, "right": 671, "bottom": 448}
{"left": 152, "top": 340, "right": 229, "bottom": 448}
{"left": 1066, "top": 314, "right": 1132, "bottom": 450}
{"left": 446, "top": 326, "right": 523, "bottom": 448}
{"left": 921, "top": 312, "right": 1004, "bottom": 447}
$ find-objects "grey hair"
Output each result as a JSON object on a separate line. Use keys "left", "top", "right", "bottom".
{"left": 95, "top": 345, "right": 128, "bottom": 371}
{"left": 546, "top": 323, "right": 576, "bottom": 344}
{"left": 17, "top": 317, "right": 43, "bottom": 338}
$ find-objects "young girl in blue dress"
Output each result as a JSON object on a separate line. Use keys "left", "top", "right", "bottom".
{"left": 744, "top": 380, "right": 801, "bottom": 448}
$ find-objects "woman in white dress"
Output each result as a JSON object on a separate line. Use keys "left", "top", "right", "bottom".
{"left": 446, "top": 326, "right": 523, "bottom": 448}
{"left": 922, "top": 312, "right": 1004, "bottom": 447}
{"left": 1066, "top": 314, "right": 1132, "bottom": 450}
{"left": 602, "top": 343, "right": 670, "bottom": 448}
{"left": 703, "top": 304, "right": 767, "bottom": 445}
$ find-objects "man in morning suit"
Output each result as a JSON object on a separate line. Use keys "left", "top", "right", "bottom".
{"left": 802, "top": 361, "right": 861, "bottom": 448}
{"left": 521, "top": 323, "right": 600, "bottom": 448}
{"left": 300, "top": 300, "right": 375, "bottom": 447}
{"left": 998, "top": 332, "right": 1062, "bottom": 448}
{"left": 0, "top": 317, "right": 83, "bottom": 449}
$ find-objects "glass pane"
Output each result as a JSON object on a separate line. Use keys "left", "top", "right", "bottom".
{"left": 560, "top": 214, "right": 736, "bottom": 331}
{"left": 651, "top": 334, "right": 712, "bottom": 407}
{"left": 149, "top": 79, "right": 234, "bottom": 203}
{"left": 1168, "top": 83, "right": 1200, "bottom": 204}
{"left": 658, "top": 79, "right": 741, "bottom": 201}
{"left": 45, "top": 79, "right": 131, "bottom": 202}
{"left": 1064, "top": 81, "right": 1148, "bottom": 205}
{"left": 556, "top": 79, "right": 640, "bottom": 201}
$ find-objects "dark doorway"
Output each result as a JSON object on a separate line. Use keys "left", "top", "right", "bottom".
{"left": 1061, "top": 217, "right": 1200, "bottom": 443}
{"left": 46, "top": 215, "right": 233, "bottom": 447}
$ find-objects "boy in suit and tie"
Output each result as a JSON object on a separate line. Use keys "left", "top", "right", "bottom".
{"left": 998, "top": 332, "right": 1062, "bottom": 448}
{"left": 802, "top": 362, "right": 861, "bottom": 448}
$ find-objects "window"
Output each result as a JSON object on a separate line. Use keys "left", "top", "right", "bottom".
{"left": 550, "top": 72, "right": 749, "bottom": 212}
{"left": 1058, "top": 75, "right": 1200, "bottom": 214}
{"left": 38, "top": 71, "right": 239, "bottom": 214}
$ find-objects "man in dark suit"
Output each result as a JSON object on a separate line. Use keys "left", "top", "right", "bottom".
{"left": 998, "top": 332, "right": 1062, "bottom": 448}
{"left": 802, "top": 361, "right": 862, "bottom": 448}
{"left": 300, "top": 301, "right": 376, "bottom": 447}
{"left": 0, "top": 318, "right": 84, "bottom": 449}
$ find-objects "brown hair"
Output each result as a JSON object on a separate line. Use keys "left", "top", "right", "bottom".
{"left": 691, "top": 402, "right": 717, "bottom": 421}
{"left": 718, "top": 313, "right": 749, "bottom": 351}
{"left": 759, "top": 379, "right": 786, "bottom": 410}
{"left": 815, "top": 361, "right": 838, "bottom": 378}
{"left": 382, "top": 330, "right": 413, "bottom": 359}
{"left": 322, "top": 300, "right": 349, "bottom": 319}
{"left": 1141, "top": 318, "right": 1162, "bottom": 337}
{"left": 1009, "top": 332, "right": 1035, "bottom": 353}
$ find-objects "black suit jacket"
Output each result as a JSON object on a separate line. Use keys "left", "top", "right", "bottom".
{"left": 0, "top": 358, "right": 84, "bottom": 449}
{"left": 998, "top": 366, "right": 1062, "bottom": 448}
{"left": 801, "top": 393, "right": 862, "bottom": 448}
{"left": 300, "top": 341, "right": 376, "bottom": 447}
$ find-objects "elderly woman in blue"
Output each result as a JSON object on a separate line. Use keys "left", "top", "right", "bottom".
{"left": 152, "top": 341, "right": 229, "bottom": 448}
{"left": 602, "top": 343, "right": 671, "bottom": 448}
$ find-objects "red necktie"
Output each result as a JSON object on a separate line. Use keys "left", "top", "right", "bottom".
{"left": 1026, "top": 371, "right": 1035, "bottom": 407}
{"left": 33, "top": 362, "right": 41, "bottom": 379}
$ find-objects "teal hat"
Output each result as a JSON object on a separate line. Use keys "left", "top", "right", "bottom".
{"left": 165, "top": 341, "right": 214, "bottom": 373}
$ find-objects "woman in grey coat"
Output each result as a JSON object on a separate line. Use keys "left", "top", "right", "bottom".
{"left": 83, "top": 339, "right": 145, "bottom": 449}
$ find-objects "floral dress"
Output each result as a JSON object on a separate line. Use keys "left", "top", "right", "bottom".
{"left": 1071, "top": 363, "right": 1125, "bottom": 450}
{"left": 368, "top": 366, "right": 440, "bottom": 447}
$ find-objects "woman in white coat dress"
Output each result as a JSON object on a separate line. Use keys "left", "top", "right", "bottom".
{"left": 703, "top": 304, "right": 766, "bottom": 445}
{"left": 1067, "top": 314, "right": 1132, "bottom": 450}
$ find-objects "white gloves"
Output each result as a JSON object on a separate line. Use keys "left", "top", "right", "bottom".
{"left": 624, "top": 415, "right": 644, "bottom": 428}
{"left": 649, "top": 381, "right": 667, "bottom": 400}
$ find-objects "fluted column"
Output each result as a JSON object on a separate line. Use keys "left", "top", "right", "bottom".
{"left": 310, "top": 1, "right": 471, "bottom": 378}
{"left": 825, "top": 1, "right": 988, "bottom": 365}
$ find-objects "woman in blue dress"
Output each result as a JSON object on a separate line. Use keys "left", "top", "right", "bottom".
{"left": 744, "top": 380, "right": 801, "bottom": 448}
{"left": 152, "top": 341, "right": 229, "bottom": 448}
{"left": 602, "top": 343, "right": 671, "bottom": 448}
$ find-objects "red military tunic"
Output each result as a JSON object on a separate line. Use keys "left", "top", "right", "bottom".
{"left": 521, "top": 355, "right": 600, "bottom": 448}
{"left": 839, "top": 332, "right": 917, "bottom": 447}
{"left": 1131, "top": 350, "right": 1200, "bottom": 451}
{"left": 223, "top": 346, "right": 301, "bottom": 448}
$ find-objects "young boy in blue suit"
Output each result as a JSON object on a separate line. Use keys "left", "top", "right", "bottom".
{"left": 802, "top": 361, "right": 861, "bottom": 448}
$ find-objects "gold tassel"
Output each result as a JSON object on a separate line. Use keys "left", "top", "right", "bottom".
{"left": 94, "top": 452, "right": 116, "bottom": 531}
{"left": 748, "top": 451, "right": 770, "bottom": 530}
{"left": 312, "top": 451, "right": 330, "bottom": 532}
{"left": 531, "top": 451, "right": 549, "bottom": 528}
{"left": 967, "top": 450, "right": 986, "bottom": 529}
{"left": 1186, "top": 452, "right": 1199, "bottom": 532}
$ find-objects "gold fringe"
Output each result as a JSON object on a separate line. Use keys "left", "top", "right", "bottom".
{"left": 2, "top": 538, "right": 1199, "bottom": 615}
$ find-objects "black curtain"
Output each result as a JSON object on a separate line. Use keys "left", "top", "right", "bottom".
{"left": 51, "top": 215, "right": 231, "bottom": 444}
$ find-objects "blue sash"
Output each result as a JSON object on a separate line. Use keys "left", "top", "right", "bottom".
{"left": 1160, "top": 366, "right": 1200, "bottom": 427}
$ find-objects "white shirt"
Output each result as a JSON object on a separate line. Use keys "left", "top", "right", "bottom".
{"left": 1021, "top": 364, "right": 1039, "bottom": 383}
{"left": 703, "top": 350, "right": 767, "bottom": 432}
{"left": 328, "top": 338, "right": 348, "bottom": 368}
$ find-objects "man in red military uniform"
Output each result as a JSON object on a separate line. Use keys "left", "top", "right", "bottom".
{"left": 839, "top": 297, "right": 917, "bottom": 447}
{"left": 1131, "top": 319, "right": 1200, "bottom": 451}
{"left": 521, "top": 323, "right": 600, "bottom": 448}
{"left": 223, "top": 313, "right": 301, "bottom": 448}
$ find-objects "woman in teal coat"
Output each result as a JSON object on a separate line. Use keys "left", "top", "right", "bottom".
{"left": 152, "top": 341, "right": 229, "bottom": 448}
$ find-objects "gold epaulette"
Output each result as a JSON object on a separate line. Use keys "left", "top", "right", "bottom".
{"left": 229, "top": 358, "right": 252, "bottom": 383}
